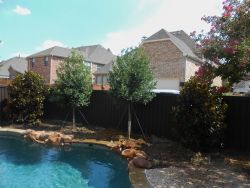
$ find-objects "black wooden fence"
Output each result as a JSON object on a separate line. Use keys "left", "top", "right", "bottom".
{"left": 0, "top": 86, "right": 8, "bottom": 102}
{"left": 44, "top": 91, "right": 250, "bottom": 151}
{"left": 44, "top": 91, "right": 178, "bottom": 138}
{"left": 1, "top": 87, "right": 250, "bottom": 151}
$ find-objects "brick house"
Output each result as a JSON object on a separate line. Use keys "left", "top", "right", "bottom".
{"left": 95, "top": 29, "right": 221, "bottom": 90}
{"left": 0, "top": 56, "right": 28, "bottom": 86}
{"left": 142, "top": 29, "right": 204, "bottom": 90}
{"left": 27, "top": 45, "right": 115, "bottom": 85}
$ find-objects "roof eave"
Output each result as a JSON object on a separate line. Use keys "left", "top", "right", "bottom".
{"left": 185, "top": 55, "right": 204, "bottom": 65}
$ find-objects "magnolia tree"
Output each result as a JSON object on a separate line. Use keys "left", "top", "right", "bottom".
{"left": 109, "top": 47, "right": 156, "bottom": 139}
{"left": 8, "top": 71, "right": 47, "bottom": 125}
{"left": 53, "top": 51, "right": 92, "bottom": 129}
{"left": 191, "top": 0, "right": 250, "bottom": 85}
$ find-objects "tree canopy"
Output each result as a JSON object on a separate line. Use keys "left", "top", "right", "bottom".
{"left": 54, "top": 51, "right": 92, "bottom": 108}
{"left": 192, "top": 0, "right": 250, "bottom": 85}
{"left": 52, "top": 51, "right": 92, "bottom": 128}
{"left": 109, "top": 47, "right": 156, "bottom": 104}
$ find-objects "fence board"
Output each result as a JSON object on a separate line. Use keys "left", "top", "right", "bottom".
{"left": 0, "top": 86, "right": 8, "bottom": 102}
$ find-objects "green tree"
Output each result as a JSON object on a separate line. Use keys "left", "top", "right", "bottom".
{"left": 109, "top": 47, "right": 156, "bottom": 139}
{"left": 175, "top": 64, "right": 228, "bottom": 150}
{"left": 53, "top": 51, "right": 92, "bottom": 129}
{"left": 192, "top": 0, "right": 250, "bottom": 85}
{"left": 8, "top": 71, "right": 47, "bottom": 125}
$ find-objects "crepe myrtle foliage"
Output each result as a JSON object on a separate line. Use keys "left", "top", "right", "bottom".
{"left": 175, "top": 64, "right": 228, "bottom": 151}
{"left": 51, "top": 51, "right": 92, "bottom": 129}
{"left": 8, "top": 71, "right": 47, "bottom": 125}
{"left": 191, "top": 0, "right": 250, "bottom": 85}
{"left": 109, "top": 47, "right": 156, "bottom": 138}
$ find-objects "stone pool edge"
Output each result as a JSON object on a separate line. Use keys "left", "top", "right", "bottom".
{"left": 0, "top": 128, "right": 151, "bottom": 188}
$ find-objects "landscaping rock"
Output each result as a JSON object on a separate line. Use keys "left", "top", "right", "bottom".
{"left": 132, "top": 156, "right": 153, "bottom": 169}
{"left": 47, "top": 133, "right": 62, "bottom": 146}
{"left": 25, "top": 130, "right": 74, "bottom": 146}
{"left": 122, "top": 148, "right": 137, "bottom": 158}
{"left": 135, "top": 150, "right": 148, "bottom": 159}
{"left": 121, "top": 139, "right": 140, "bottom": 149}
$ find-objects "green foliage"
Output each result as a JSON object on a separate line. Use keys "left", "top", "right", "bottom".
{"left": 8, "top": 71, "right": 47, "bottom": 125}
{"left": 175, "top": 64, "right": 228, "bottom": 150}
{"left": 52, "top": 51, "right": 92, "bottom": 108}
{"left": 109, "top": 47, "right": 156, "bottom": 104}
{"left": 192, "top": 0, "right": 250, "bottom": 85}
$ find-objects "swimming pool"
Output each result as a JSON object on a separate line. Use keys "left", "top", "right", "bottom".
{"left": 0, "top": 137, "right": 131, "bottom": 188}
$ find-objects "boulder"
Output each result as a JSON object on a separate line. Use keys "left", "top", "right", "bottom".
{"left": 61, "top": 135, "right": 74, "bottom": 144}
{"left": 24, "top": 130, "right": 73, "bottom": 146}
{"left": 121, "top": 149, "right": 137, "bottom": 158}
{"left": 135, "top": 150, "right": 148, "bottom": 159}
{"left": 38, "top": 131, "right": 50, "bottom": 141}
{"left": 121, "top": 139, "right": 139, "bottom": 149}
{"left": 47, "top": 133, "right": 62, "bottom": 146}
{"left": 131, "top": 157, "right": 153, "bottom": 169}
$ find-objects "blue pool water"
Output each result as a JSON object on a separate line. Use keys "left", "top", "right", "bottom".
{"left": 0, "top": 137, "right": 131, "bottom": 188}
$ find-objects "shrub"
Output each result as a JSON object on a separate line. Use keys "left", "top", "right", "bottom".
{"left": 8, "top": 71, "right": 47, "bottom": 125}
{"left": 175, "top": 64, "right": 228, "bottom": 151}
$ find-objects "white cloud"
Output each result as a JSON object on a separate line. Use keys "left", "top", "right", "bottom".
{"left": 137, "top": 0, "right": 160, "bottom": 11}
{"left": 35, "top": 40, "right": 66, "bottom": 51}
{"left": 13, "top": 5, "right": 31, "bottom": 16}
{"left": 102, "top": 0, "right": 223, "bottom": 55}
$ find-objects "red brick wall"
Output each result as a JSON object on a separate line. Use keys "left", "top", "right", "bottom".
{"left": 50, "top": 57, "right": 64, "bottom": 84}
{"left": 28, "top": 56, "right": 51, "bottom": 84}
{"left": 142, "top": 40, "right": 185, "bottom": 81}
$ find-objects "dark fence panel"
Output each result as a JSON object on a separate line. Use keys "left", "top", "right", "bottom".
{"left": 223, "top": 96, "right": 250, "bottom": 151}
{"left": 0, "top": 86, "right": 8, "bottom": 102}
{"left": 44, "top": 91, "right": 250, "bottom": 150}
{"left": 44, "top": 91, "right": 178, "bottom": 137}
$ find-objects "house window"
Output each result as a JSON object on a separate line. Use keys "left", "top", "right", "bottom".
{"left": 31, "top": 58, "right": 35, "bottom": 67}
{"left": 103, "top": 75, "right": 108, "bottom": 84}
{"left": 96, "top": 76, "right": 102, "bottom": 85}
{"left": 44, "top": 56, "right": 49, "bottom": 66}
{"left": 96, "top": 64, "right": 103, "bottom": 71}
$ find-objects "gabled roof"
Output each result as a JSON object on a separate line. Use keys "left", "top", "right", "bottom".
{"left": 144, "top": 29, "right": 172, "bottom": 41}
{"left": 27, "top": 46, "right": 72, "bottom": 58}
{"left": 75, "top": 45, "right": 115, "bottom": 65}
{"left": 143, "top": 29, "right": 203, "bottom": 63}
{"left": 27, "top": 45, "right": 116, "bottom": 65}
{"left": 0, "top": 56, "right": 28, "bottom": 78}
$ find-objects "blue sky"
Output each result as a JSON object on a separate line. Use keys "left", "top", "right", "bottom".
{"left": 0, "top": 0, "right": 223, "bottom": 60}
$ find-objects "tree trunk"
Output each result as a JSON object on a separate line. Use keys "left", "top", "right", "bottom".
{"left": 128, "top": 103, "right": 131, "bottom": 139}
{"left": 73, "top": 106, "right": 76, "bottom": 130}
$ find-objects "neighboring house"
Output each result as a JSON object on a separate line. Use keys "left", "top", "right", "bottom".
{"left": 94, "top": 29, "right": 221, "bottom": 90}
{"left": 142, "top": 29, "right": 209, "bottom": 90}
{"left": 27, "top": 45, "right": 115, "bottom": 85}
{"left": 233, "top": 75, "right": 250, "bottom": 93}
{"left": 94, "top": 61, "right": 114, "bottom": 84}
{"left": 0, "top": 56, "right": 28, "bottom": 85}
